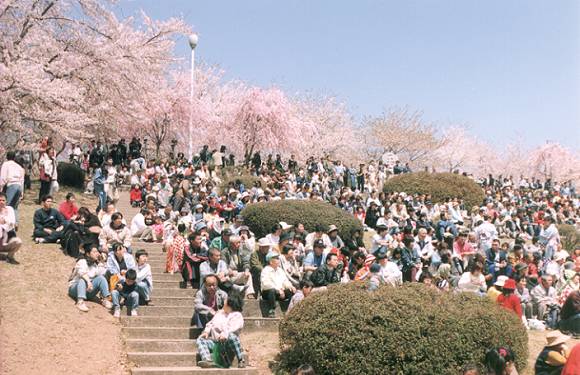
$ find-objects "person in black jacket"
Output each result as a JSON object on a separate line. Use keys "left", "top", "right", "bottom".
{"left": 33, "top": 195, "right": 68, "bottom": 244}
{"left": 310, "top": 253, "right": 341, "bottom": 288}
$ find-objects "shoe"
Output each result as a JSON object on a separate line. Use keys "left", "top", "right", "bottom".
{"left": 246, "top": 293, "right": 256, "bottom": 299}
{"left": 113, "top": 309, "right": 121, "bottom": 318}
{"left": 179, "top": 281, "right": 186, "bottom": 289}
{"left": 34, "top": 238, "right": 46, "bottom": 244}
{"left": 76, "top": 301, "right": 89, "bottom": 312}
{"left": 144, "top": 300, "right": 153, "bottom": 306}
{"left": 6, "top": 257, "right": 20, "bottom": 265}
{"left": 102, "top": 299, "right": 113, "bottom": 309}
{"left": 131, "top": 310, "right": 138, "bottom": 317}
{"left": 198, "top": 360, "right": 217, "bottom": 368}
{"left": 238, "top": 354, "right": 247, "bottom": 369}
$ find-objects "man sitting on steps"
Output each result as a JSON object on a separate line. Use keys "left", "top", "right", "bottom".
{"left": 194, "top": 274, "right": 228, "bottom": 328}
{"left": 196, "top": 292, "right": 247, "bottom": 369}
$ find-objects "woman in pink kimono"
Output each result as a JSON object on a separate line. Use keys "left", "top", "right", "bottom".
{"left": 166, "top": 223, "right": 187, "bottom": 274}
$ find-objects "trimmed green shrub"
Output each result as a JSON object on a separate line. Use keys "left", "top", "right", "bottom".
{"left": 219, "top": 172, "right": 260, "bottom": 195}
{"left": 558, "top": 224, "right": 580, "bottom": 252}
{"left": 279, "top": 283, "right": 528, "bottom": 375}
{"left": 241, "top": 200, "right": 362, "bottom": 241}
{"left": 57, "top": 162, "right": 85, "bottom": 189}
{"left": 384, "top": 172, "right": 485, "bottom": 208}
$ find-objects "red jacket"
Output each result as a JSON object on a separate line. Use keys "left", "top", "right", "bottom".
{"left": 59, "top": 201, "right": 78, "bottom": 220}
{"left": 497, "top": 293, "right": 522, "bottom": 318}
{"left": 130, "top": 188, "right": 142, "bottom": 202}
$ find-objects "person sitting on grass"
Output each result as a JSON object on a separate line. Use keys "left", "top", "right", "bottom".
{"left": 68, "top": 246, "right": 112, "bottom": 312}
{"left": 0, "top": 192, "right": 22, "bottom": 264}
{"left": 260, "top": 251, "right": 296, "bottom": 317}
{"left": 484, "top": 346, "right": 517, "bottom": 375}
{"left": 194, "top": 274, "right": 228, "bottom": 328}
{"left": 58, "top": 192, "right": 79, "bottom": 221}
{"left": 33, "top": 195, "right": 67, "bottom": 244}
{"left": 535, "top": 331, "right": 571, "bottom": 374}
{"left": 196, "top": 292, "right": 247, "bottom": 369}
{"left": 135, "top": 249, "right": 153, "bottom": 305}
{"left": 112, "top": 268, "right": 140, "bottom": 318}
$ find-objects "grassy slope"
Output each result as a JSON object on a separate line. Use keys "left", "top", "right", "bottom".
{"left": 0, "top": 185, "right": 126, "bottom": 375}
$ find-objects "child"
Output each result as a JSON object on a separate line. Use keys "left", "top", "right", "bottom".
{"left": 151, "top": 216, "right": 164, "bottom": 242}
{"left": 112, "top": 268, "right": 140, "bottom": 318}
{"left": 367, "top": 263, "right": 382, "bottom": 291}
{"left": 130, "top": 184, "right": 143, "bottom": 207}
{"left": 288, "top": 280, "right": 314, "bottom": 311}
{"left": 135, "top": 250, "right": 153, "bottom": 305}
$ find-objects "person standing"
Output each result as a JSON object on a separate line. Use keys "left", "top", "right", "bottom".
{"left": 39, "top": 147, "right": 58, "bottom": 202}
{"left": 0, "top": 151, "right": 25, "bottom": 226}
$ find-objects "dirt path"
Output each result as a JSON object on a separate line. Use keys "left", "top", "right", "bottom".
{"left": 0, "top": 188, "right": 127, "bottom": 375}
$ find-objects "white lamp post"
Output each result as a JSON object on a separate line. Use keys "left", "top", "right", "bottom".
{"left": 188, "top": 33, "right": 198, "bottom": 162}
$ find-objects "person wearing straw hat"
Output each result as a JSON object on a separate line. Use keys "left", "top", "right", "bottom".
{"left": 534, "top": 330, "right": 571, "bottom": 374}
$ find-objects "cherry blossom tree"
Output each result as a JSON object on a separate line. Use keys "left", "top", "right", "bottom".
{"left": 432, "top": 126, "right": 492, "bottom": 174}
{"left": 529, "top": 142, "right": 580, "bottom": 182}
{"left": 0, "top": 0, "right": 191, "bottom": 149}
{"left": 362, "top": 108, "right": 446, "bottom": 165}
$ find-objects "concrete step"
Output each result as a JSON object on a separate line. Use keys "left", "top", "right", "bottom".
{"left": 123, "top": 326, "right": 201, "bottom": 340}
{"left": 128, "top": 352, "right": 196, "bottom": 367}
{"left": 152, "top": 265, "right": 171, "bottom": 273}
{"left": 126, "top": 339, "right": 196, "bottom": 352}
{"left": 123, "top": 318, "right": 279, "bottom": 339}
{"left": 153, "top": 280, "right": 183, "bottom": 288}
{"left": 138, "top": 300, "right": 281, "bottom": 317}
{"left": 122, "top": 316, "right": 194, "bottom": 327}
{"left": 152, "top": 297, "right": 195, "bottom": 307}
{"left": 153, "top": 273, "right": 183, "bottom": 281}
{"left": 131, "top": 367, "right": 258, "bottom": 375}
{"left": 152, "top": 288, "right": 195, "bottom": 298}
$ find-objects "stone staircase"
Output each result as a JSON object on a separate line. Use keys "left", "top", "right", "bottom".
{"left": 115, "top": 193, "right": 278, "bottom": 375}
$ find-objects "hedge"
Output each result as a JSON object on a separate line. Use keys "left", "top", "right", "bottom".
{"left": 278, "top": 283, "right": 528, "bottom": 375}
{"left": 219, "top": 172, "right": 260, "bottom": 195}
{"left": 241, "top": 200, "right": 362, "bottom": 241}
{"left": 384, "top": 172, "right": 485, "bottom": 208}
{"left": 57, "top": 162, "right": 85, "bottom": 189}
{"left": 558, "top": 224, "right": 580, "bottom": 252}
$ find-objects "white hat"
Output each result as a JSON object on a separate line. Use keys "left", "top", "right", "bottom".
{"left": 494, "top": 275, "right": 509, "bottom": 287}
{"left": 554, "top": 251, "right": 569, "bottom": 262}
{"left": 258, "top": 238, "right": 273, "bottom": 247}
{"left": 327, "top": 225, "right": 339, "bottom": 233}
{"left": 279, "top": 222, "right": 293, "bottom": 230}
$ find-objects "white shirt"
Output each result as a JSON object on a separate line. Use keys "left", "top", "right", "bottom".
{"left": 378, "top": 262, "right": 402, "bottom": 286}
{"left": 130, "top": 213, "right": 147, "bottom": 236}
{"left": 260, "top": 265, "right": 293, "bottom": 291}
{"left": 0, "top": 160, "right": 24, "bottom": 190}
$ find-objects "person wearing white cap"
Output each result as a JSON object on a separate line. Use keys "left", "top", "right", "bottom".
{"left": 260, "top": 250, "right": 295, "bottom": 317}
{"left": 487, "top": 275, "right": 509, "bottom": 303}
{"left": 250, "top": 237, "right": 273, "bottom": 297}
{"left": 534, "top": 330, "right": 571, "bottom": 374}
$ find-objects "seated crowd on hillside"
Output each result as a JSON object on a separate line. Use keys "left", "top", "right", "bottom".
{"left": 1, "top": 138, "right": 579, "bottom": 371}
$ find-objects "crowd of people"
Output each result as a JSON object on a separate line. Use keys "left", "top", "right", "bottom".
{"left": 0, "top": 137, "right": 579, "bottom": 372}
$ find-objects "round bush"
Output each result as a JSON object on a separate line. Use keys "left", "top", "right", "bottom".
{"left": 241, "top": 200, "right": 362, "bottom": 241}
{"left": 384, "top": 172, "right": 485, "bottom": 208}
{"left": 279, "top": 283, "right": 528, "bottom": 375}
{"left": 219, "top": 172, "right": 260, "bottom": 195}
{"left": 57, "top": 162, "right": 85, "bottom": 189}
{"left": 558, "top": 224, "right": 580, "bottom": 252}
